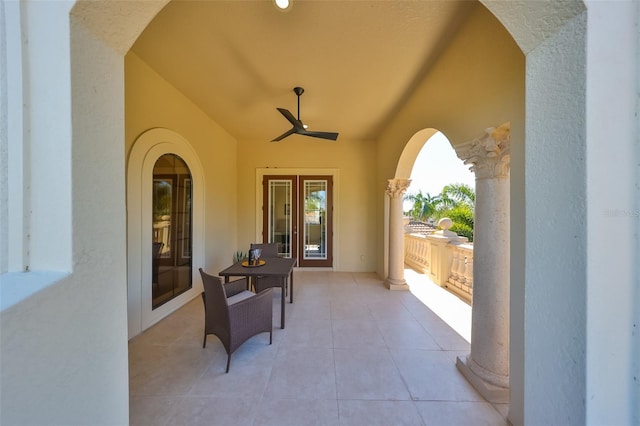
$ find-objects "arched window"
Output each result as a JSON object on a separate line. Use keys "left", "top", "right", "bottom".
{"left": 127, "top": 129, "right": 204, "bottom": 337}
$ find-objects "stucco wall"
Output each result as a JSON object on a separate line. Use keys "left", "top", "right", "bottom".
{"left": 125, "top": 52, "right": 239, "bottom": 278}
{"left": 585, "top": 1, "right": 640, "bottom": 423}
{"left": 1, "top": 2, "right": 133, "bottom": 424}
{"left": 375, "top": 3, "right": 525, "bottom": 421}
{"left": 127, "top": 48, "right": 380, "bottom": 273}
{"left": 375, "top": 3, "right": 525, "bottom": 275}
{"left": 236, "top": 137, "right": 377, "bottom": 272}
{"left": 525, "top": 12, "right": 588, "bottom": 425}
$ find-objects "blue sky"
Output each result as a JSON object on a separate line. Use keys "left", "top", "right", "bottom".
{"left": 407, "top": 131, "right": 475, "bottom": 197}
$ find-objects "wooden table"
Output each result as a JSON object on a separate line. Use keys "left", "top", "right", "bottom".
{"left": 219, "top": 257, "right": 296, "bottom": 329}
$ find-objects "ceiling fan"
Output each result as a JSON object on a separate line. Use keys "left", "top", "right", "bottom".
{"left": 271, "top": 87, "right": 339, "bottom": 142}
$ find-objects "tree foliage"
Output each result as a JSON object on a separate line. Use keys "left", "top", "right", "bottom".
{"left": 404, "top": 183, "right": 475, "bottom": 241}
{"left": 445, "top": 204, "right": 474, "bottom": 241}
{"left": 404, "top": 190, "right": 441, "bottom": 222}
{"left": 440, "top": 183, "right": 475, "bottom": 208}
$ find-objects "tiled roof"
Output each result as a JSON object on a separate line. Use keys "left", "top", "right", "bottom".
{"left": 405, "top": 220, "right": 436, "bottom": 235}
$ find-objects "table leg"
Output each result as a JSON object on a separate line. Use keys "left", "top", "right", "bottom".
{"left": 289, "top": 271, "right": 294, "bottom": 303}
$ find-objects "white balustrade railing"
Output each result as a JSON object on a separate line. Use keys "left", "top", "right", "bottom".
{"left": 447, "top": 243, "right": 474, "bottom": 301}
{"left": 404, "top": 231, "right": 474, "bottom": 303}
{"left": 404, "top": 234, "right": 430, "bottom": 274}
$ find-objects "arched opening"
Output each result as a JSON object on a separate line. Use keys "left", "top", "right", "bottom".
{"left": 401, "top": 130, "right": 475, "bottom": 341}
{"left": 404, "top": 131, "right": 475, "bottom": 229}
{"left": 55, "top": 1, "right": 632, "bottom": 425}
{"left": 9, "top": 0, "right": 640, "bottom": 425}
{"left": 393, "top": 121, "right": 512, "bottom": 406}
{"left": 126, "top": 128, "right": 205, "bottom": 338}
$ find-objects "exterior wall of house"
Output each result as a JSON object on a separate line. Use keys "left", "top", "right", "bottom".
{"left": 375, "top": 7, "right": 526, "bottom": 418}
{"left": 378, "top": 0, "right": 639, "bottom": 424}
{"left": 375, "top": 2, "right": 525, "bottom": 273}
{"left": 523, "top": 13, "right": 588, "bottom": 425}
{"left": 125, "top": 52, "right": 239, "bottom": 279}
{"left": 0, "top": 0, "right": 145, "bottom": 423}
{"left": 584, "top": 1, "right": 639, "bottom": 423}
{"left": 125, "top": 51, "right": 378, "bottom": 274}
{"left": 235, "top": 137, "right": 377, "bottom": 272}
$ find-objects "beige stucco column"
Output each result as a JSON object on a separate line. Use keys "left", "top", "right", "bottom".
{"left": 385, "top": 178, "right": 411, "bottom": 291}
{"left": 454, "top": 123, "right": 510, "bottom": 403}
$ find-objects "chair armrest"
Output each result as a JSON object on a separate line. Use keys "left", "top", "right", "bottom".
{"left": 227, "top": 290, "right": 255, "bottom": 305}
{"left": 224, "top": 277, "right": 248, "bottom": 297}
{"left": 228, "top": 288, "right": 273, "bottom": 322}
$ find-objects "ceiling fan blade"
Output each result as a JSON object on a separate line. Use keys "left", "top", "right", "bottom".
{"left": 301, "top": 130, "right": 339, "bottom": 141}
{"left": 272, "top": 88, "right": 339, "bottom": 142}
{"left": 271, "top": 127, "right": 297, "bottom": 142}
{"left": 276, "top": 108, "right": 303, "bottom": 129}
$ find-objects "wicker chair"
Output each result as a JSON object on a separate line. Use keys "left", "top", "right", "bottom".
{"left": 250, "top": 243, "right": 284, "bottom": 294}
{"left": 199, "top": 268, "right": 273, "bottom": 373}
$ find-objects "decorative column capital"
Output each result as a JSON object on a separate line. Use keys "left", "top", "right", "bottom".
{"left": 386, "top": 179, "right": 411, "bottom": 199}
{"left": 454, "top": 122, "right": 511, "bottom": 179}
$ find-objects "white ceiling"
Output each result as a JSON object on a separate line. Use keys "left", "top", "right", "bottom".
{"left": 131, "top": 0, "right": 476, "bottom": 143}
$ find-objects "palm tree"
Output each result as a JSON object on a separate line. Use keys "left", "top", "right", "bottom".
{"left": 405, "top": 184, "right": 475, "bottom": 240}
{"left": 440, "top": 183, "right": 475, "bottom": 208}
{"left": 404, "top": 190, "right": 441, "bottom": 222}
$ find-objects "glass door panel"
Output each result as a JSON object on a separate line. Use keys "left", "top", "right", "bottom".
{"left": 263, "top": 176, "right": 297, "bottom": 257}
{"left": 152, "top": 154, "right": 192, "bottom": 309}
{"left": 302, "top": 180, "right": 327, "bottom": 260}
{"left": 299, "top": 176, "right": 332, "bottom": 267}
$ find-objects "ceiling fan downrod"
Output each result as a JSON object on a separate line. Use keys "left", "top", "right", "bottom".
{"left": 294, "top": 86, "right": 304, "bottom": 122}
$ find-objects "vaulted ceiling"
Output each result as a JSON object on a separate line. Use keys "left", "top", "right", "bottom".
{"left": 130, "top": 0, "right": 477, "bottom": 143}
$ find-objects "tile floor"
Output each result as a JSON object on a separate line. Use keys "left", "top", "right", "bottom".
{"left": 129, "top": 270, "right": 509, "bottom": 425}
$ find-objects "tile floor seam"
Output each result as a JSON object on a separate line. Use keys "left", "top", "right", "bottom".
{"left": 258, "top": 333, "right": 281, "bottom": 405}
{"left": 184, "top": 347, "right": 216, "bottom": 397}
{"left": 328, "top": 277, "right": 342, "bottom": 425}
{"left": 415, "top": 319, "right": 447, "bottom": 351}
{"left": 384, "top": 343, "right": 419, "bottom": 403}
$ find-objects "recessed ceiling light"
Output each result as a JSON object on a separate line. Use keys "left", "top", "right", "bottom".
{"left": 273, "top": 0, "right": 292, "bottom": 11}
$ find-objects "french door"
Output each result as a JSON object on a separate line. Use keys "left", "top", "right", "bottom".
{"left": 262, "top": 175, "right": 333, "bottom": 267}
{"left": 151, "top": 154, "right": 192, "bottom": 309}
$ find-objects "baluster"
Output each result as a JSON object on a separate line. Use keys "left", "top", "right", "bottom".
{"left": 418, "top": 239, "right": 426, "bottom": 268}
{"left": 456, "top": 249, "right": 466, "bottom": 282}
{"left": 424, "top": 240, "right": 430, "bottom": 268}
{"left": 457, "top": 253, "right": 467, "bottom": 284}
{"left": 405, "top": 237, "right": 411, "bottom": 262}
{"left": 464, "top": 252, "right": 473, "bottom": 287}
{"left": 449, "top": 250, "right": 460, "bottom": 284}
{"left": 411, "top": 238, "right": 418, "bottom": 263}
